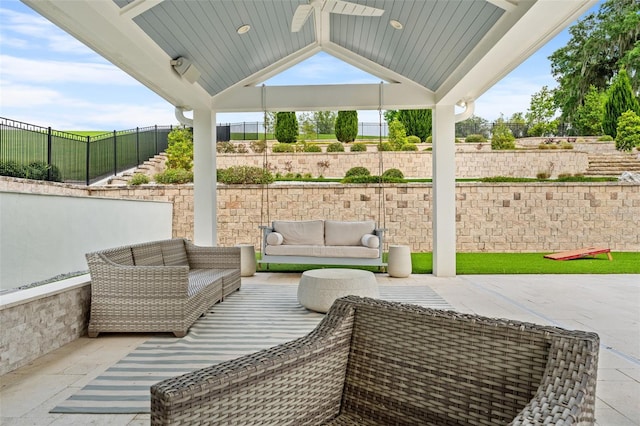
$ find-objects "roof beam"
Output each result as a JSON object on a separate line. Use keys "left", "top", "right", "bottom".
{"left": 485, "top": 0, "right": 517, "bottom": 12}
{"left": 120, "top": 0, "right": 164, "bottom": 20}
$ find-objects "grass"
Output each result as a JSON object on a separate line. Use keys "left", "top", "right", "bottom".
{"left": 257, "top": 252, "right": 640, "bottom": 274}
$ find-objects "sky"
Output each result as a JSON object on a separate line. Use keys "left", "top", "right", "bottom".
{"left": 0, "top": 1, "right": 602, "bottom": 131}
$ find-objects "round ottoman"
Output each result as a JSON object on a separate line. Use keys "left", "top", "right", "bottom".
{"left": 297, "top": 269, "right": 379, "bottom": 313}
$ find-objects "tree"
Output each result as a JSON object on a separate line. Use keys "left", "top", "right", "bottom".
{"left": 396, "top": 109, "right": 432, "bottom": 142}
{"left": 388, "top": 119, "right": 407, "bottom": 150}
{"left": 603, "top": 69, "right": 640, "bottom": 138}
{"left": 274, "top": 112, "right": 298, "bottom": 143}
{"left": 384, "top": 110, "right": 398, "bottom": 124}
{"left": 615, "top": 110, "right": 640, "bottom": 151}
{"left": 526, "top": 86, "right": 559, "bottom": 136}
{"left": 263, "top": 112, "right": 276, "bottom": 134}
{"left": 491, "top": 120, "right": 515, "bottom": 150}
{"left": 456, "top": 114, "right": 490, "bottom": 138}
{"left": 550, "top": 0, "right": 640, "bottom": 123}
{"left": 335, "top": 111, "right": 358, "bottom": 142}
{"left": 313, "top": 111, "right": 337, "bottom": 134}
{"left": 297, "top": 112, "right": 316, "bottom": 141}
{"left": 574, "top": 85, "right": 605, "bottom": 135}
{"left": 166, "top": 127, "right": 193, "bottom": 170}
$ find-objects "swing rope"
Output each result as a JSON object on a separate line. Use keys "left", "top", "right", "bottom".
{"left": 378, "top": 82, "right": 386, "bottom": 235}
{"left": 260, "top": 84, "right": 270, "bottom": 228}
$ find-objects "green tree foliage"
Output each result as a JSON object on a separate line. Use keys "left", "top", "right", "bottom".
{"left": 335, "top": 110, "right": 358, "bottom": 142}
{"left": 615, "top": 110, "right": 640, "bottom": 151}
{"left": 574, "top": 85, "right": 605, "bottom": 135}
{"left": 274, "top": 112, "right": 298, "bottom": 143}
{"left": 313, "top": 111, "right": 337, "bottom": 134}
{"left": 396, "top": 109, "right": 432, "bottom": 142}
{"left": 526, "top": 86, "right": 559, "bottom": 136}
{"left": 297, "top": 112, "right": 316, "bottom": 141}
{"left": 550, "top": 0, "right": 640, "bottom": 123}
{"left": 384, "top": 110, "right": 398, "bottom": 124}
{"left": 603, "top": 69, "right": 640, "bottom": 138}
{"left": 388, "top": 119, "right": 408, "bottom": 150}
{"left": 166, "top": 127, "right": 193, "bottom": 171}
{"left": 456, "top": 114, "right": 490, "bottom": 138}
{"left": 491, "top": 121, "right": 516, "bottom": 150}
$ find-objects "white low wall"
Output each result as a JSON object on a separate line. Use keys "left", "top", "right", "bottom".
{"left": 0, "top": 192, "right": 173, "bottom": 291}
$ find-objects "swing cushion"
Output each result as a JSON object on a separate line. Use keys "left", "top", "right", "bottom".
{"left": 325, "top": 220, "right": 375, "bottom": 246}
{"left": 273, "top": 220, "right": 325, "bottom": 245}
{"left": 266, "top": 232, "right": 284, "bottom": 245}
{"left": 361, "top": 234, "right": 380, "bottom": 249}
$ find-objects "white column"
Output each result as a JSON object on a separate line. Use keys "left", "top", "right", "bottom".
{"left": 432, "top": 104, "right": 456, "bottom": 277}
{"left": 192, "top": 109, "right": 217, "bottom": 246}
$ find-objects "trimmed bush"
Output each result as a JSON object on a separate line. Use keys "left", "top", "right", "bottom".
{"left": 250, "top": 140, "right": 267, "bottom": 153}
{"left": 597, "top": 135, "right": 614, "bottom": 141}
{"left": 155, "top": 168, "right": 193, "bottom": 184}
{"left": 0, "top": 160, "right": 61, "bottom": 182}
{"left": 400, "top": 144, "right": 418, "bottom": 151}
{"left": 536, "top": 171, "right": 551, "bottom": 179}
{"left": 274, "top": 112, "right": 298, "bottom": 143}
{"left": 349, "top": 143, "right": 367, "bottom": 152}
{"left": 491, "top": 123, "right": 516, "bottom": 150}
{"left": 406, "top": 135, "right": 421, "bottom": 145}
{"left": 345, "top": 167, "right": 370, "bottom": 178}
{"left": 272, "top": 143, "right": 295, "bottom": 153}
{"left": 217, "top": 166, "right": 274, "bottom": 184}
{"left": 166, "top": 127, "right": 193, "bottom": 171}
{"left": 335, "top": 111, "right": 358, "bottom": 142}
{"left": 341, "top": 175, "right": 405, "bottom": 184}
{"left": 382, "top": 168, "right": 404, "bottom": 179}
{"left": 326, "top": 142, "right": 344, "bottom": 152}
{"left": 129, "top": 173, "right": 150, "bottom": 185}
{"left": 615, "top": 110, "right": 640, "bottom": 152}
{"left": 304, "top": 144, "right": 322, "bottom": 153}
{"left": 465, "top": 134, "right": 487, "bottom": 142}
{"left": 377, "top": 142, "right": 393, "bottom": 151}
{"left": 559, "top": 142, "right": 574, "bottom": 149}
{"left": 426, "top": 135, "right": 432, "bottom": 143}
{"left": 216, "top": 141, "right": 237, "bottom": 153}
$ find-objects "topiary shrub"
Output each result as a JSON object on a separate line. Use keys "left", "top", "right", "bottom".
{"left": 350, "top": 143, "right": 367, "bottom": 152}
{"left": 166, "top": 127, "right": 193, "bottom": 171}
{"left": 304, "top": 144, "right": 322, "bottom": 153}
{"left": 216, "top": 141, "right": 237, "bottom": 153}
{"left": 377, "top": 142, "right": 393, "bottom": 151}
{"left": 388, "top": 119, "right": 407, "bottom": 150}
{"left": 272, "top": 143, "right": 295, "bottom": 153}
{"left": 155, "top": 168, "right": 193, "bottom": 184}
{"left": 400, "top": 144, "right": 418, "bottom": 151}
{"left": 217, "top": 166, "right": 273, "bottom": 184}
{"left": 382, "top": 168, "right": 404, "bottom": 179}
{"left": 597, "top": 135, "right": 614, "bottom": 141}
{"left": 129, "top": 173, "right": 150, "bottom": 185}
{"left": 406, "top": 135, "right": 421, "bottom": 145}
{"left": 335, "top": 111, "right": 358, "bottom": 142}
{"left": 536, "top": 171, "right": 550, "bottom": 179}
{"left": 345, "top": 166, "right": 370, "bottom": 178}
{"left": 491, "top": 123, "right": 516, "bottom": 150}
{"left": 426, "top": 135, "right": 433, "bottom": 143}
{"left": 615, "top": 110, "right": 640, "bottom": 152}
{"left": 465, "top": 134, "right": 487, "bottom": 142}
{"left": 274, "top": 112, "right": 298, "bottom": 143}
{"left": 560, "top": 142, "right": 574, "bottom": 149}
{"left": 326, "top": 142, "right": 344, "bottom": 152}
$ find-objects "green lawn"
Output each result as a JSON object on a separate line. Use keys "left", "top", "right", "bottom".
{"left": 257, "top": 252, "right": 640, "bottom": 274}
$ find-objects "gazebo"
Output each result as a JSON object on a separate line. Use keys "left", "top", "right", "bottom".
{"left": 23, "top": 0, "right": 597, "bottom": 276}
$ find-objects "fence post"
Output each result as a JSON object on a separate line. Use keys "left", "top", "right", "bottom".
{"left": 85, "top": 136, "right": 90, "bottom": 186}
{"left": 47, "top": 127, "right": 52, "bottom": 181}
{"left": 155, "top": 125, "right": 159, "bottom": 153}
{"left": 113, "top": 130, "right": 117, "bottom": 176}
{"left": 136, "top": 127, "right": 140, "bottom": 165}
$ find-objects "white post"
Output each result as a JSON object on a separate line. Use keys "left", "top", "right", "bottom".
{"left": 432, "top": 104, "right": 456, "bottom": 276}
{"left": 192, "top": 109, "right": 217, "bottom": 246}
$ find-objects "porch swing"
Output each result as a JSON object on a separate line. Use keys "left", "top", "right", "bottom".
{"left": 257, "top": 83, "right": 387, "bottom": 269}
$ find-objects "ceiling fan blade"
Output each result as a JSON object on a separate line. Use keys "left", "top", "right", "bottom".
{"left": 291, "top": 4, "right": 314, "bottom": 32}
{"left": 325, "top": 0, "right": 384, "bottom": 16}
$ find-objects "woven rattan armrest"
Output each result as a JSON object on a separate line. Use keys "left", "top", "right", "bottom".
{"left": 185, "top": 242, "right": 241, "bottom": 269}
{"left": 150, "top": 301, "right": 356, "bottom": 426}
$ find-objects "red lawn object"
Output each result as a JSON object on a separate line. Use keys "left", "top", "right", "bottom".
{"left": 544, "top": 247, "right": 613, "bottom": 261}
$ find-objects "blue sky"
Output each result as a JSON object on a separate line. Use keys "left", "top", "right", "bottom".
{"left": 0, "top": 1, "right": 601, "bottom": 131}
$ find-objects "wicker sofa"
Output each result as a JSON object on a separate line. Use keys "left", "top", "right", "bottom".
{"left": 150, "top": 296, "right": 599, "bottom": 425}
{"left": 86, "top": 239, "right": 240, "bottom": 338}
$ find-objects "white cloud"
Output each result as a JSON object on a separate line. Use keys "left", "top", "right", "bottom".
{"left": 0, "top": 80, "right": 61, "bottom": 107}
{"left": 475, "top": 74, "right": 557, "bottom": 120}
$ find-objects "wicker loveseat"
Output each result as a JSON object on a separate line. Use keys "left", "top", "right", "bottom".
{"left": 150, "top": 296, "right": 599, "bottom": 425}
{"left": 86, "top": 239, "right": 240, "bottom": 338}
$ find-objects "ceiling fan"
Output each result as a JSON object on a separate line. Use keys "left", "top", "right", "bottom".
{"left": 291, "top": 0, "right": 384, "bottom": 33}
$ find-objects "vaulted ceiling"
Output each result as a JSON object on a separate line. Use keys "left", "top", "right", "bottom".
{"left": 23, "top": 0, "right": 597, "bottom": 113}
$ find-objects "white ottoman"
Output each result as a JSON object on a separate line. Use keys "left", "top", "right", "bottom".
{"left": 236, "top": 244, "right": 256, "bottom": 277}
{"left": 297, "top": 269, "right": 379, "bottom": 313}
{"left": 388, "top": 245, "right": 412, "bottom": 278}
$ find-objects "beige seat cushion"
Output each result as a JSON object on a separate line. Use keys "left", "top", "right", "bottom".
{"left": 273, "top": 220, "right": 325, "bottom": 245}
{"left": 325, "top": 220, "right": 375, "bottom": 246}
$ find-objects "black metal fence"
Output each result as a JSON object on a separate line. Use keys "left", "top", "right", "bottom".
{"left": 0, "top": 117, "right": 172, "bottom": 185}
{"left": 216, "top": 121, "right": 390, "bottom": 142}
{"left": 455, "top": 121, "right": 572, "bottom": 138}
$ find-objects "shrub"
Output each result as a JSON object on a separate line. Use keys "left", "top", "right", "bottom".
{"left": 341, "top": 174, "right": 404, "bottom": 184}
{"left": 250, "top": 140, "right": 266, "bottom": 153}
{"left": 615, "top": 110, "right": 640, "bottom": 152}
{"left": 166, "top": 127, "right": 193, "bottom": 171}
{"left": 345, "top": 167, "right": 370, "bottom": 178}
{"left": 382, "top": 168, "right": 404, "bottom": 179}
{"left": 272, "top": 143, "right": 295, "bottom": 153}
{"left": 217, "top": 166, "right": 273, "bottom": 184}
{"left": 465, "top": 134, "right": 487, "bottom": 142}
{"left": 350, "top": 143, "right": 367, "bottom": 152}
{"left": 24, "top": 161, "right": 62, "bottom": 181}
{"left": 388, "top": 119, "right": 407, "bottom": 150}
{"left": 597, "top": 135, "right": 614, "bottom": 141}
{"left": 406, "top": 135, "right": 421, "bottom": 145}
{"left": 129, "top": 173, "right": 150, "bottom": 185}
{"left": 426, "top": 135, "right": 432, "bottom": 143}
{"left": 335, "top": 111, "right": 358, "bottom": 142}
{"left": 0, "top": 160, "right": 24, "bottom": 178}
{"left": 538, "top": 144, "right": 551, "bottom": 150}
{"left": 303, "top": 144, "right": 322, "bottom": 153}
{"left": 603, "top": 69, "right": 640, "bottom": 139}
{"left": 396, "top": 109, "right": 432, "bottom": 142}
{"left": 155, "top": 168, "right": 193, "bottom": 184}
{"left": 491, "top": 123, "right": 516, "bottom": 150}
{"left": 216, "top": 141, "right": 237, "bottom": 153}
{"left": 377, "top": 142, "right": 393, "bottom": 151}
{"left": 536, "top": 171, "right": 550, "bottom": 179}
{"left": 400, "top": 144, "right": 418, "bottom": 151}
{"left": 559, "top": 142, "right": 574, "bottom": 149}
{"left": 236, "top": 143, "right": 248, "bottom": 154}
{"left": 326, "top": 142, "right": 344, "bottom": 152}
{"left": 274, "top": 112, "right": 298, "bottom": 143}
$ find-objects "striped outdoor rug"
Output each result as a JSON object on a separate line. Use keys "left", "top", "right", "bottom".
{"left": 51, "top": 283, "right": 451, "bottom": 414}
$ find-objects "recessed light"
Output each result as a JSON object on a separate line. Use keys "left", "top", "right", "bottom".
{"left": 237, "top": 24, "right": 251, "bottom": 34}
{"left": 390, "top": 20, "right": 403, "bottom": 30}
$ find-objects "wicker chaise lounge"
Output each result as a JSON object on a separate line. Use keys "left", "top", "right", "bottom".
{"left": 86, "top": 239, "right": 240, "bottom": 338}
{"left": 151, "top": 296, "right": 599, "bottom": 425}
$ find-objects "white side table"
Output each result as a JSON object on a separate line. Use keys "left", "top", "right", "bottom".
{"left": 387, "top": 245, "right": 412, "bottom": 278}
{"left": 298, "top": 269, "right": 379, "bottom": 313}
{"left": 236, "top": 244, "right": 256, "bottom": 277}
